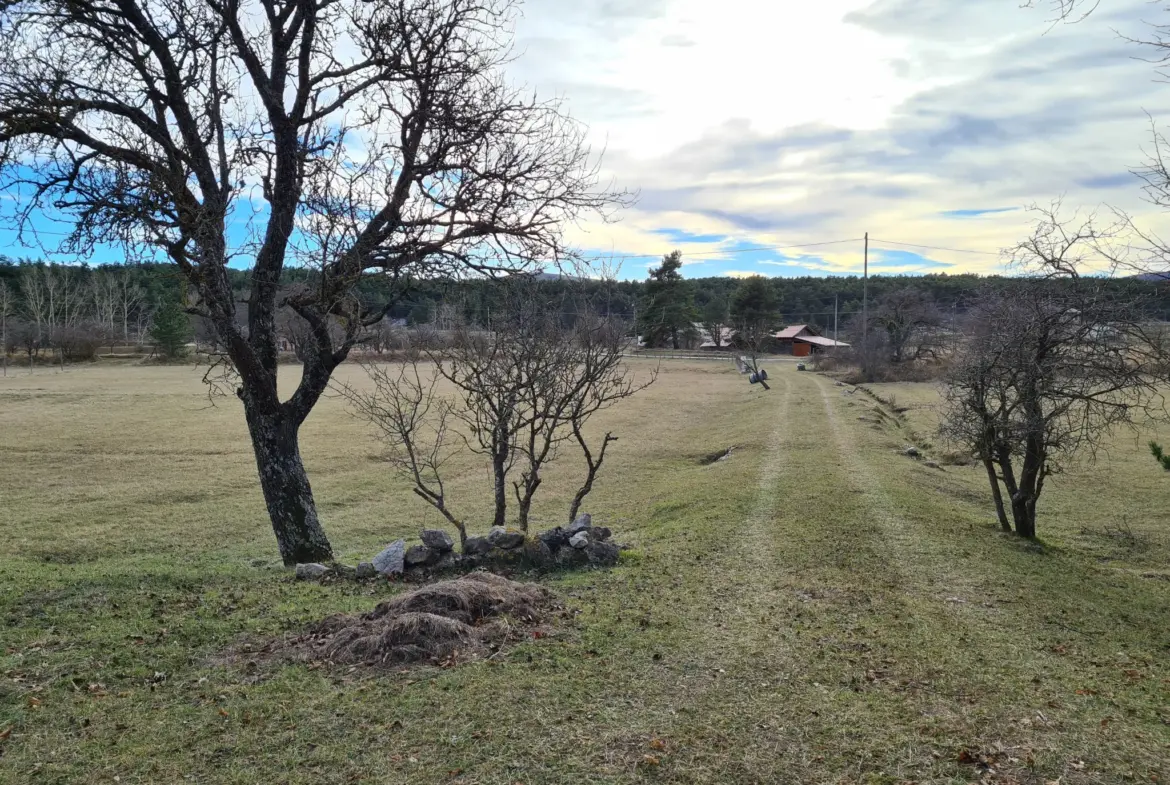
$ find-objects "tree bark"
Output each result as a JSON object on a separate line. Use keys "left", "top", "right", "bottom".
{"left": 243, "top": 402, "right": 333, "bottom": 566}
{"left": 491, "top": 447, "right": 508, "bottom": 529}
{"left": 1010, "top": 491, "right": 1038, "bottom": 539}
{"left": 983, "top": 458, "right": 1011, "bottom": 531}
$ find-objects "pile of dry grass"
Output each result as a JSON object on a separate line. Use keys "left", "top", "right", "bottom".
{"left": 288, "top": 572, "right": 555, "bottom": 668}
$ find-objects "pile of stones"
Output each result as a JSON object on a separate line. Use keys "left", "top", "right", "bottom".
{"left": 295, "top": 513, "right": 621, "bottom": 581}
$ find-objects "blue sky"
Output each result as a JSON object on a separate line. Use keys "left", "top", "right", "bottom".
{"left": 2, "top": 1, "right": 1166, "bottom": 280}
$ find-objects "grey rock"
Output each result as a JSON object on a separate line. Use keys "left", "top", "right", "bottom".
{"left": 463, "top": 536, "right": 494, "bottom": 556}
{"left": 555, "top": 546, "right": 589, "bottom": 568}
{"left": 488, "top": 526, "right": 525, "bottom": 550}
{"left": 538, "top": 526, "right": 570, "bottom": 551}
{"left": 372, "top": 540, "right": 406, "bottom": 577}
{"left": 355, "top": 562, "right": 377, "bottom": 579}
{"left": 924, "top": 460, "right": 942, "bottom": 470}
{"left": 566, "top": 513, "right": 592, "bottom": 536}
{"left": 295, "top": 563, "right": 329, "bottom": 581}
{"left": 405, "top": 545, "right": 436, "bottom": 567}
{"left": 585, "top": 541, "right": 621, "bottom": 567}
{"left": 434, "top": 551, "right": 462, "bottom": 571}
{"left": 903, "top": 446, "right": 921, "bottom": 458}
{"left": 523, "top": 538, "right": 556, "bottom": 569}
{"left": 420, "top": 529, "right": 455, "bottom": 552}
{"left": 569, "top": 531, "right": 591, "bottom": 550}
{"left": 588, "top": 526, "right": 612, "bottom": 542}
{"left": 497, "top": 532, "right": 526, "bottom": 550}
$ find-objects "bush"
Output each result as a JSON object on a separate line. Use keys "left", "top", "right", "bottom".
{"left": 54, "top": 323, "right": 107, "bottom": 362}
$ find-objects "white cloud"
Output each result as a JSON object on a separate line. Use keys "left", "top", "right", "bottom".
{"left": 514, "top": 0, "right": 1170, "bottom": 276}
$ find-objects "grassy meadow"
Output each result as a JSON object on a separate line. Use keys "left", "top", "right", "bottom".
{"left": 1, "top": 360, "right": 1169, "bottom": 784}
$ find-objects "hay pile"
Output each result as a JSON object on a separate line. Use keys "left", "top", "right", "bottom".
{"left": 290, "top": 572, "right": 555, "bottom": 668}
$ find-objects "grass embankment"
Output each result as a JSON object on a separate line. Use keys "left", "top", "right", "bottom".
{"left": 1, "top": 363, "right": 1168, "bottom": 784}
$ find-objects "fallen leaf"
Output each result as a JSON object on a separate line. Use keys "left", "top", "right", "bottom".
{"left": 0, "top": 727, "right": 11, "bottom": 740}
{"left": 649, "top": 738, "right": 667, "bottom": 751}
{"left": 218, "top": 709, "right": 229, "bottom": 717}
{"left": 641, "top": 755, "right": 661, "bottom": 767}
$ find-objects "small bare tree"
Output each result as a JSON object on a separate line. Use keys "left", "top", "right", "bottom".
{"left": 116, "top": 277, "right": 146, "bottom": 345}
{"left": 0, "top": 280, "right": 12, "bottom": 374}
{"left": 340, "top": 286, "right": 653, "bottom": 543}
{"left": 868, "top": 287, "right": 943, "bottom": 364}
{"left": 21, "top": 266, "right": 46, "bottom": 348}
{"left": 941, "top": 213, "right": 1170, "bottom": 538}
{"left": 342, "top": 357, "right": 469, "bottom": 544}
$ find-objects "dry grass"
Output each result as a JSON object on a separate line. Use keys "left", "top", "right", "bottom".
{"left": 1, "top": 360, "right": 1169, "bottom": 784}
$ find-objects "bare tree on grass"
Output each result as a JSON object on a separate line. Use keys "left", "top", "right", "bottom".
{"left": 0, "top": 0, "right": 622, "bottom": 564}
{"left": 868, "top": 287, "right": 943, "bottom": 364}
{"left": 0, "top": 280, "right": 12, "bottom": 374}
{"left": 342, "top": 358, "right": 470, "bottom": 544}
{"left": 940, "top": 214, "right": 1170, "bottom": 538}
{"left": 340, "top": 289, "right": 653, "bottom": 543}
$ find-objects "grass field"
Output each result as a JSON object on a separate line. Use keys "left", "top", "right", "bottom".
{"left": 2, "top": 360, "right": 1169, "bottom": 785}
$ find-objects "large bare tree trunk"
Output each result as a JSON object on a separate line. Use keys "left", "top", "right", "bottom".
{"left": 243, "top": 403, "right": 333, "bottom": 565}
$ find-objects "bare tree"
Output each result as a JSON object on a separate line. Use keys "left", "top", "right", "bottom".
{"left": 21, "top": 266, "right": 46, "bottom": 347}
{"left": 116, "top": 276, "right": 146, "bottom": 345}
{"left": 340, "top": 285, "right": 653, "bottom": 543}
{"left": 868, "top": 287, "right": 943, "bottom": 364}
{"left": 0, "top": 280, "right": 12, "bottom": 374}
{"left": 0, "top": 0, "right": 622, "bottom": 564}
{"left": 91, "top": 271, "right": 121, "bottom": 344}
{"left": 941, "top": 214, "right": 1170, "bottom": 538}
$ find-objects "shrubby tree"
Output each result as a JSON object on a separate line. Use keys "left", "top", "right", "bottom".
{"left": 868, "top": 287, "right": 942, "bottom": 364}
{"left": 340, "top": 284, "right": 654, "bottom": 543}
{"left": 639, "top": 251, "right": 697, "bottom": 349}
{"left": 940, "top": 213, "right": 1170, "bottom": 538}
{"left": 0, "top": 0, "right": 621, "bottom": 564}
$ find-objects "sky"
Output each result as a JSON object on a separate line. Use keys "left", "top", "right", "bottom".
{"left": 1, "top": 0, "right": 1168, "bottom": 280}
{"left": 505, "top": 0, "right": 1170, "bottom": 278}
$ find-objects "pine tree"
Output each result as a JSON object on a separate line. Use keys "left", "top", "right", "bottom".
{"left": 638, "top": 251, "right": 697, "bottom": 349}
{"left": 149, "top": 300, "right": 192, "bottom": 360}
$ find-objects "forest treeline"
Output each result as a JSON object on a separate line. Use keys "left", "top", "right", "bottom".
{"left": 3, "top": 256, "right": 1170, "bottom": 359}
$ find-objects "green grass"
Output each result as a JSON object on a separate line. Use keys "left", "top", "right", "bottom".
{"left": 1, "top": 362, "right": 1168, "bottom": 784}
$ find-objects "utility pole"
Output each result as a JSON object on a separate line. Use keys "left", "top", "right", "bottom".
{"left": 862, "top": 232, "right": 869, "bottom": 348}
{"left": 833, "top": 294, "right": 838, "bottom": 345}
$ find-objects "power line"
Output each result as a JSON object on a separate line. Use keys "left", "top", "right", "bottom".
{"left": 868, "top": 238, "right": 1002, "bottom": 256}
